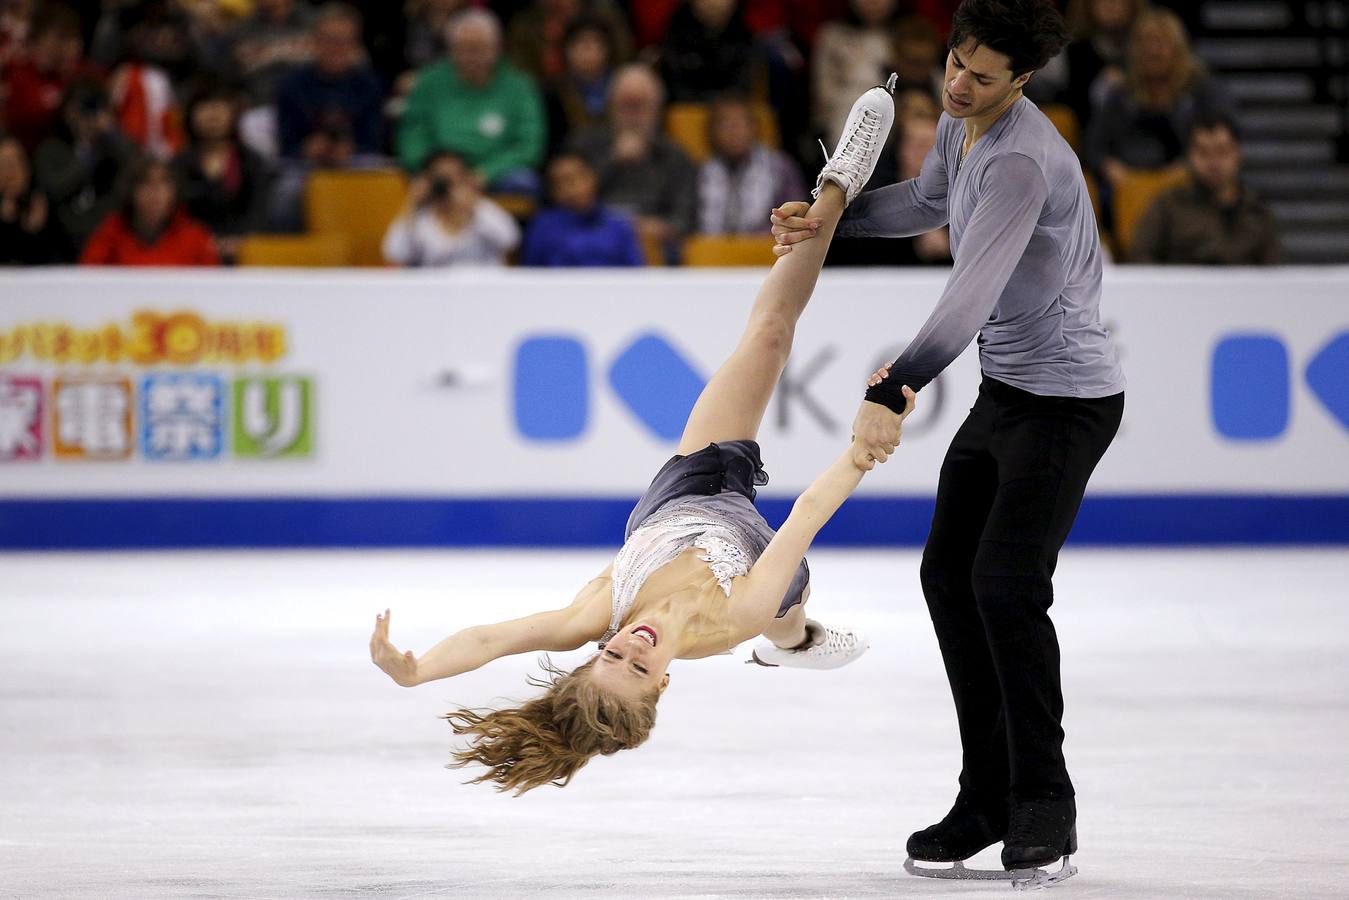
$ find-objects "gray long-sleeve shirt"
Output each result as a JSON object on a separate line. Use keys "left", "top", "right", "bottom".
{"left": 841, "top": 97, "right": 1125, "bottom": 411}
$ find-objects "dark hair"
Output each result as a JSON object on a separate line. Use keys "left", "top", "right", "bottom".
{"left": 58, "top": 78, "right": 108, "bottom": 120}
{"left": 948, "top": 0, "right": 1070, "bottom": 77}
{"left": 563, "top": 14, "right": 616, "bottom": 58}
{"left": 547, "top": 151, "right": 593, "bottom": 176}
{"left": 314, "top": 2, "right": 363, "bottom": 32}
{"left": 420, "top": 150, "right": 467, "bottom": 174}
{"left": 32, "top": 4, "right": 82, "bottom": 40}
{"left": 183, "top": 80, "right": 243, "bottom": 142}
{"left": 1188, "top": 110, "right": 1241, "bottom": 145}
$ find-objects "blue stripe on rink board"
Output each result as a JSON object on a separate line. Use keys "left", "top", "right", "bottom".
{"left": 1, "top": 495, "right": 1348, "bottom": 549}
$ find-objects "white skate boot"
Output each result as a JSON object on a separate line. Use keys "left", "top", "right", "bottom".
{"left": 813, "top": 72, "right": 898, "bottom": 205}
{"left": 748, "top": 619, "right": 869, "bottom": 670}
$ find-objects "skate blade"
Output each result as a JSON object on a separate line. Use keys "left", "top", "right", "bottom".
{"left": 1010, "top": 856, "right": 1077, "bottom": 891}
{"left": 903, "top": 857, "right": 1015, "bottom": 881}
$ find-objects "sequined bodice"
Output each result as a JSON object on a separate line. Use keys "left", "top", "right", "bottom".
{"left": 601, "top": 502, "right": 757, "bottom": 648}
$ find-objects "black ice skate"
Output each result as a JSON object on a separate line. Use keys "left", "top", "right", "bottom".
{"left": 1001, "top": 797, "right": 1079, "bottom": 891}
{"left": 902, "top": 792, "right": 1010, "bottom": 882}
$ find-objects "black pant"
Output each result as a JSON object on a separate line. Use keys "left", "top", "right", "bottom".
{"left": 921, "top": 376, "right": 1124, "bottom": 807}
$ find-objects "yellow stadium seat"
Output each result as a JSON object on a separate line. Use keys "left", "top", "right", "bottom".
{"left": 237, "top": 234, "right": 352, "bottom": 267}
{"left": 683, "top": 234, "right": 778, "bottom": 267}
{"left": 1041, "top": 103, "right": 1081, "bottom": 154}
{"left": 492, "top": 193, "right": 537, "bottom": 219}
{"left": 665, "top": 102, "right": 781, "bottom": 165}
{"left": 1114, "top": 167, "right": 1191, "bottom": 258}
{"left": 641, "top": 233, "right": 666, "bottom": 266}
{"left": 304, "top": 169, "right": 409, "bottom": 267}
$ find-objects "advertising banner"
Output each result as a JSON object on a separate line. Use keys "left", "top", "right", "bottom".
{"left": 2, "top": 268, "right": 1346, "bottom": 547}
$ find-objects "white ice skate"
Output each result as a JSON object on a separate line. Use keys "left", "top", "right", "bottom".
{"left": 747, "top": 619, "right": 868, "bottom": 670}
{"left": 903, "top": 856, "right": 1077, "bottom": 891}
{"left": 813, "top": 72, "right": 898, "bottom": 205}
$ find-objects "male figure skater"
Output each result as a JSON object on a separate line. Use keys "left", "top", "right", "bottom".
{"left": 774, "top": 0, "right": 1124, "bottom": 887}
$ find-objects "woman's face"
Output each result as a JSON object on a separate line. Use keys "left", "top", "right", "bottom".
{"left": 589, "top": 624, "right": 672, "bottom": 699}
{"left": 0, "top": 139, "right": 30, "bottom": 195}
{"left": 191, "top": 98, "right": 234, "bottom": 142}
{"left": 564, "top": 30, "right": 608, "bottom": 80}
{"left": 1134, "top": 20, "right": 1179, "bottom": 80}
{"left": 133, "top": 165, "right": 178, "bottom": 230}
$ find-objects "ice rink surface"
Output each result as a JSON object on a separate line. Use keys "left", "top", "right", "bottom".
{"left": 3, "top": 548, "right": 1348, "bottom": 900}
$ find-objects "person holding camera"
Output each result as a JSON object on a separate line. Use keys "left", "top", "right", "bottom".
{"left": 382, "top": 151, "right": 520, "bottom": 267}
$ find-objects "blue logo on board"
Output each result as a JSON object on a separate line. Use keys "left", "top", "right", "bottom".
{"left": 513, "top": 333, "right": 707, "bottom": 442}
{"left": 1211, "top": 331, "right": 1349, "bottom": 440}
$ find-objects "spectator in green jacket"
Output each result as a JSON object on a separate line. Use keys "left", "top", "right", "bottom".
{"left": 396, "top": 8, "right": 545, "bottom": 195}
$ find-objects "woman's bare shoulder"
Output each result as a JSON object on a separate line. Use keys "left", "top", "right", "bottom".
{"left": 565, "top": 565, "right": 614, "bottom": 637}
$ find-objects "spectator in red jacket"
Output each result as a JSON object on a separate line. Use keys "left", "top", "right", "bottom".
{"left": 80, "top": 156, "right": 219, "bottom": 266}
{"left": 2, "top": 4, "right": 100, "bottom": 152}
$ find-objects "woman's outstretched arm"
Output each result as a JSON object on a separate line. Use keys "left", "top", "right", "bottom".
{"left": 727, "top": 387, "right": 915, "bottom": 642}
{"left": 370, "top": 568, "right": 612, "bottom": 687}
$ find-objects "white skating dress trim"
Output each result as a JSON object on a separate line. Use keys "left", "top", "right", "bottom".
{"left": 601, "top": 510, "right": 751, "bottom": 648}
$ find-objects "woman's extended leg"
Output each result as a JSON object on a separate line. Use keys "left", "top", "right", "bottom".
{"left": 760, "top": 589, "right": 809, "bottom": 646}
{"left": 675, "top": 183, "right": 847, "bottom": 456}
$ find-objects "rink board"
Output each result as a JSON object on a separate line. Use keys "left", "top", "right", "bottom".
{"left": 1, "top": 267, "right": 1346, "bottom": 547}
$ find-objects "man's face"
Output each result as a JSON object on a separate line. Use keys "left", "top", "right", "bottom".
{"left": 451, "top": 22, "right": 499, "bottom": 85}
{"left": 314, "top": 17, "right": 360, "bottom": 76}
{"left": 1187, "top": 125, "right": 1241, "bottom": 194}
{"left": 709, "top": 104, "right": 755, "bottom": 160}
{"left": 941, "top": 39, "right": 1027, "bottom": 120}
{"left": 609, "top": 75, "right": 659, "bottom": 133}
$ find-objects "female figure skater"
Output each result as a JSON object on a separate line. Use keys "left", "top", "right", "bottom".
{"left": 370, "top": 77, "right": 907, "bottom": 795}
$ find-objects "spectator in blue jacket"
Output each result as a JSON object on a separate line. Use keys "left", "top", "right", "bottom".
{"left": 266, "top": 2, "right": 383, "bottom": 229}
{"left": 521, "top": 152, "right": 643, "bottom": 267}
{"left": 275, "top": 2, "right": 383, "bottom": 164}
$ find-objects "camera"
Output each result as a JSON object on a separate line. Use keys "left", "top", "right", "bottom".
{"left": 427, "top": 177, "right": 452, "bottom": 201}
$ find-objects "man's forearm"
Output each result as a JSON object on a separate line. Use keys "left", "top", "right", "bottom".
{"left": 838, "top": 179, "right": 948, "bottom": 239}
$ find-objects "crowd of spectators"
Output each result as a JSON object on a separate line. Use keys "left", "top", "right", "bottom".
{"left": 0, "top": 0, "right": 1278, "bottom": 268}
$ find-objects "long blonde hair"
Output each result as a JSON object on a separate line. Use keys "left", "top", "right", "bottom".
{"left": 443, "top": 656, "right": 660, "bottom": 795}
{"left": 1126, "top": 8, "right": 1203, "bottom": 111}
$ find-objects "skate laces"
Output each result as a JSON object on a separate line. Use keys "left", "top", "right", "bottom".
{"left": 822, "top": 109, "right": 884, "bottom": 177}
{"left": 821, "top": 626, "right": 857, "bottom": 654}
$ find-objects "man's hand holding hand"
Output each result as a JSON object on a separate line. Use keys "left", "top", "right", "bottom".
{"left": 851, "top": 374, "right": 916, "bottom": 470}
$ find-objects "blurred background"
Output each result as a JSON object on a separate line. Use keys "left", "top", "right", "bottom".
{"left": 0, "top": 0, "right": 1346, "bottom": 541}
{"left": 2, "top": 6, "right": 1348, "bottom": 897}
